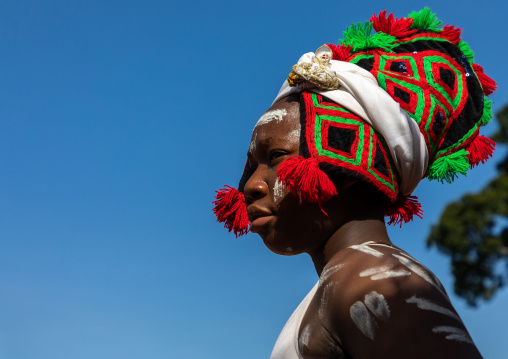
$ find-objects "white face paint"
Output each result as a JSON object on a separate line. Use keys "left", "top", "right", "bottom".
{"left": 273, "top": 177, "right": 286, "bottom": 202}
{"left": 255, "top": 108, "right": 288, "bottom": 128}
{"left": 350, "top": 291, "right": 390, "bottom": 340}
{"left": 360, "top": 265, "right": 411, "bottom": 280}
{"left": 287, "top": 128, "right": 301, "bottom": 143}
{"left": 432, "top": 326, "right": 473, "bottom": 344}
{"left": 405, "top": 296, "right": 461, "bottom": 321}
{"left": 249, "top": 131, "right": 257, "bottom": 154}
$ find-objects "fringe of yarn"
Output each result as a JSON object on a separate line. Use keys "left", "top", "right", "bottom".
{"left": 472, "top": 64, "right": 497, "bottom": 96}
{"left": 328, "top": 44, "right": 352, "bottom": 61}
{"left": 480, "top": 98, "right": 493, "bottom": 126}
{"left": 427, "top": 149, "right": 470, "bottom": 183}
{"left": 439, "top": 25, "right": 462, "bottom": 44}
{"left": 467, "top": 135, "right": 495, "bottom": 168}
{"left": 370, "top": 10, "right": 416, "bottom": 38}
{"left": 458, "top": 40, "right": 475, "bottom": 64}
{"left": 385, "top": 195, "right": 423, "bottom": 226}
{"left": 408, "top": 7, "right": 442, "bottom": 30}
{"left": 341, "top": 21, "right": 397, "bottom": 52}
{"left": 213, "top": 185, "right": 249, "bottom": 237}
{"left": 277, "top": 156, "right": 337, "bottom": 209}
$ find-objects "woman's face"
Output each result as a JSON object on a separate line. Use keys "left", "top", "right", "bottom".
{"left": 245, "top": 99, "right": 344, "bottom": 256}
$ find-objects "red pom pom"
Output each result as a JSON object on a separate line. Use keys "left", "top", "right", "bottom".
{"left": 277, "top": 156, "right": 337, "bottom": 212}
{"left": 472, "top": 64, "right": 497, "bottom": 96}
{"left": 370, "top": 10, "right": 416, "bottom": 38}
{"left": 467, "top": 135, "right": 495, "bottom": 168}
{"left": 327, "top": 44, "right": 352, "bottom": 61}
{"left": 440, "top": 25, "right": 462, "bottom": 44}
{"left": 385, "top": 195, "right": 423, "bottom": 227}
{"left": 213, "top": 185, "right": 249, "bottom": 237}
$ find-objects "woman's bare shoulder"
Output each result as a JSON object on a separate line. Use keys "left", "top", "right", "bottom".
{"left": 313, "top": 241, "right": 482, "bottom": 359}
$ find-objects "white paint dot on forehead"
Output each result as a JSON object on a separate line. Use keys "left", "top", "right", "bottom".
{"left": 255, "top": 108, "right": 288, "bottom": 128}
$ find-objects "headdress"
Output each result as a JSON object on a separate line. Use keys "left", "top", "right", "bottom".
{"left": 213, "top": 8, "right": 496, "bottom": 236}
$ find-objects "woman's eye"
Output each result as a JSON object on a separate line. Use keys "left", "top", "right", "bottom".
{"left": 269, "top": 150, "right": 287, "bottom": 162}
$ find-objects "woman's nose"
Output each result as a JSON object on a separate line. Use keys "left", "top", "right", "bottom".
{"left": 243, "top": 166, "right": 269, "bottom": 203}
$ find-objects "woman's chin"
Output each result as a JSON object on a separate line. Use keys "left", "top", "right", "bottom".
{"left": 261, "top": 235, "right": 301, "bottom": 256}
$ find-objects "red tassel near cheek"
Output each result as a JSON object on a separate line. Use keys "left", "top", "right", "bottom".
{"left": 472, "top": 64, "right": 497, "bottom": 96}
{"left": 213, "top": 185, "right": 249, "bottom": 237}
{"left": 467, "top": 135, "right": 495, "bottom": 168}
{"left": 385, "top": 195, "right": 423, "bottom": 227}
{"left": 277, "top": 156, "right": 337, "bottom": 210}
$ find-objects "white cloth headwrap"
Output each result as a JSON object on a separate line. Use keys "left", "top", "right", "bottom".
{"left": 273, "top": 51, "right": 429, "bottom": 196}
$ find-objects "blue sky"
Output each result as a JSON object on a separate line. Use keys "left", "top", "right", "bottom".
{"left": 0, "top": 0, "right": 506, "bottom": 358}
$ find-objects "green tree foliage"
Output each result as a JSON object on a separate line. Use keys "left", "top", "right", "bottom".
{"left": 427, "top": 104, "right": 508, "bottom": 306}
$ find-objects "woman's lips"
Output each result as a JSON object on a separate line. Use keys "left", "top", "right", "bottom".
{"left": 249, "top": 215, "right": 274, "bottom": 233}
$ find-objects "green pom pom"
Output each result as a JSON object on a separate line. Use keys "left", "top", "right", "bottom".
{"left": 428, "top": 149, "right": 470, "bottom": 183}
{"left": 409, "top": 7, "right": 442, "bottom": 30}
{"left": 458, "top": 40, "right": 475, "bottom": 64}
{"left": 480, "top": 98, "right": 493, "bottom": 126}
{"left": 342, "top": 21, "right": 397, "bottom": 52}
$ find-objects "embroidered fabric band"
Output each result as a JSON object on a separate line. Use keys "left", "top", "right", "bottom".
{"left": 273, "top": 52, "right": 429, "bottom": 195}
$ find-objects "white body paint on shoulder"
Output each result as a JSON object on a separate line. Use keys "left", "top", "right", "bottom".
{"left": 298, "top": 324, "right": 312, "bottom": 352}
{"left": 432, "top": 326, "right": 473, "bottom": 344}
{"left": 392, "top": 253, "right": 445, "bottom": 296}
{"left": 364, "top": 291, "right": 390, "bottom": 320}
{"left": 350, "top": 242, "right": 384, "bottom": 257}
{"left": 273, "top": 177, "right": 286, "bottom": 202}
{"left": 255, "top": 109, "right": 288, "bottom": 127}
{"left": 360, "top": 265, "right": 411, "bottom": 280}
{"left": 318, "top": 282, "right": 334, "bottom": 321}
{"left": 319, "top": 263, "right": 344, "bottom": 286}
{"left": 350, "top": 291, "right": 390, "bottom": 340}
{"left": 350, "top": 301, "right": 377, "bottom": 340}
{"left": 406, "top": 296, "right": 461, "bottom": 321}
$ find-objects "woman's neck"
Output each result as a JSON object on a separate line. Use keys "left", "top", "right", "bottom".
{"left": 309, "top": 218, "right": 391, "bottom": 276}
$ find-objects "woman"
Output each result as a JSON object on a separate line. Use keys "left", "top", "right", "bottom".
{"left": 213, "top": 8, "right": 494, "bottom": 358}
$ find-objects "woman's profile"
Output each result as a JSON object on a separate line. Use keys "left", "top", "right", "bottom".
{"left": 213, "top": 8, "right": 494, "bottom": 358}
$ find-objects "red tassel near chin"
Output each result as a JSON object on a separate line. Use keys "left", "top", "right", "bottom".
{"left": 213, "top": 185, "right": 249, "bottom": 237}
{"left": 467, "top": 135, "right": 495, "bottom": 168}
{"left": 385, "top": 195, "right": 423, "bottom": 227}
{"left": 472, "top": 64, "right": 497, "bottom": 96}
{"left": 370, "top": 10, "right": 416, "bottom": 38}
{"left": 277, "top": 156, "right": 337, "bottom": 210}
{"left": 440, "top": 25, "right": 462, "bottom": 44}
{"left": 327, "top": 44, "right": 352, "bottom": 61}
